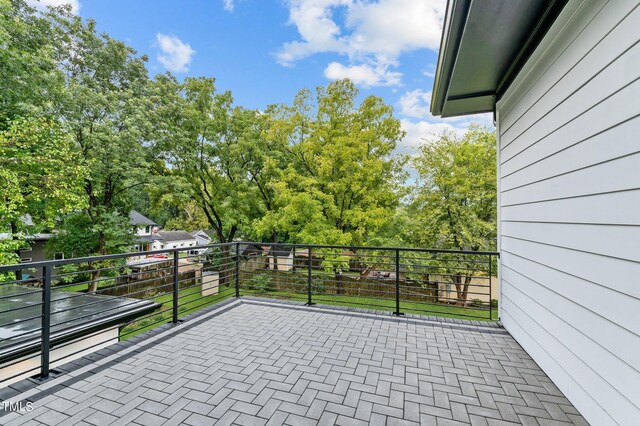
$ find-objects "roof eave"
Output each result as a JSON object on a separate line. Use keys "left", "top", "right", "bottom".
{"left": 430, "top": 0, "right": 568, "bottom": 118}
{"left": 430, "top": 0, "right": 471, "bottom": 117}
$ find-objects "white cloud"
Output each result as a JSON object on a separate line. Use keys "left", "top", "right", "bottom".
{"left": 345, "top": 0, "right": 444, "bottom": 58}
{"left": 423, "top": 63, "right": 436, "bottom": 78}
{"left": 222, "top": 0, "right": 234, "bottom": 12}
{"left": 155, "top": 34, "right": 195, "bottom": 73}
{"left": 324, "top": 62, "right": 401, "bottom": 87}
{"left": 398, "top": 89, "right": 431, "bottom": 119}
{"left": 398, "top": 119, "right": 462, "bottom": 155}
{"left": 27, "top": 0, "right": 80, "bottom": 14}
{"left": 277, "top": 0, "right": 446, "bottom": 87}
{"left": 398, "top": 113, "right": 494, "bottom": 155}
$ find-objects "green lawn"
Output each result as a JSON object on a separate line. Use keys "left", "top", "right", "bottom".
{"left": 119, "top": 285, "right": 236, "bottom": 339}
{"left": 53, "top": 274, "right": 495, "bottom": 343}
{"left": 120, "top": 286, "right": 496, "bottom": 341}
{"left": 241, "top": 288, "right": 497, "bottom": 321}
{"left": 57, "top": 280, "right": 116, "bottom": 293}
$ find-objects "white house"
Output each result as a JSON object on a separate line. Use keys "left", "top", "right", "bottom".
{"left": 265, "top": 246, "right": 293, "bottom": 272}
{"left": 151, "top": 231, "right": 198, "bottom": 252}
{"left": 129, "top": 210, "right": 157, "bottom": 238}
{"left": 190, "top": 230, "right": 215, "bottom": 254}
{"left": 431, "top": 1, "right": 639, "bottom": 424}
{"left": 129, "top": 210, "right": 157, "bottom": 253}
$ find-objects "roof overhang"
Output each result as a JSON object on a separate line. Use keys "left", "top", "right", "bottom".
{"left": 431, "top": 0, "right": 568, "bottom": 118}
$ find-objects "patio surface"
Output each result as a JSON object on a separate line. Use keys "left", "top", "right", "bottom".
{"left": 0, "top": 299, "right": 587, "bottom": 425}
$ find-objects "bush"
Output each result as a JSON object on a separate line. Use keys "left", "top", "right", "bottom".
{"left": 469, "top": 298, "right": 484, "bottom": 307}
{"left": 490, "top": 298, "right": 498, "bottom": 308}
{"left": 312, "top": 280, "right": 325, "bottom": 295}
{"left": 249, "top": 273, "right": 272, "bottom": 293}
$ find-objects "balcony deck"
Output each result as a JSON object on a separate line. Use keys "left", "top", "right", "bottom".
{"left": 0, "top": 298, "right": 586, "bottom": 426}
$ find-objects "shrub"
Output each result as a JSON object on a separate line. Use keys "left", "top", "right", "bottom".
{"left": 470, "top": 298, "right": 484, "bottom": 307}
{"left": 312, "top": 280, "right": 325, "bottom": 295}
{"left": 249, "top": 273, "right": 272, "bottom": 293}
{"left": 490, "top": 298, "right": 498, "bottom": 308}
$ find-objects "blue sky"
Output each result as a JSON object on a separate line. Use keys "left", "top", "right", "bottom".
{"left": 31, "top": 0, "right": 491, "bottom": 154}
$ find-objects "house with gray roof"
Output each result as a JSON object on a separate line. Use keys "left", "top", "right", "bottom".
{"left": 151, "top": 230, "right": 198, "bottom": 252}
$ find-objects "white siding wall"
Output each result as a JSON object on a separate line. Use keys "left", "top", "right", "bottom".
{"left": 496, "top": 1, "right": 640, "bottom": 424}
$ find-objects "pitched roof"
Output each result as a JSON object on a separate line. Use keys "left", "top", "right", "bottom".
{"left": 239, "top": 243, "right": 265, "bottom": 256}
{"left": 156, "top": 230, "right": 195, "bottom": 242}
{"left": 129, "top": 210, "right": 156, "bottom": 226}
{"left": 266, "top": 246, "right": 293, "bottom": 257}
{"left": 190, "top": 230, "right": 215, "bottom": 239}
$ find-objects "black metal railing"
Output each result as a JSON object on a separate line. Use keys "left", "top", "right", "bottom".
{"left": 0, "top": 242, "right": 498, "bottom": 386}
{"left": 237, "top": 243, "right": 498, "bottom": 320}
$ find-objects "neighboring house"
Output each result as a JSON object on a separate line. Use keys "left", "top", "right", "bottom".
{"left": 152, "top": 231, "right": 198, "bottom": 252}
{"left": 130, "top": 211, "right": 158, "bottom": 252}
{"left": 292, "top": 248, "right": 323, "bottom": 269}
{"left": 190, "top": 230, "right": 216, "bottom": 254}
{"left": 431, "top": 1, "right": 639, "bottom": 423}
{"left": 265, "top": 246, "right": 293, "bottom": 272}
{"left": 16, "top": 234, "right": 55, "bottom": 281}
{"left": 190, "top": 230, "right": 212, "bottom": 246}
{"left": 130, "top": 210, "right": 157, "bottom": 237}
{"left": 240, "top": 243, "right": 268, "bottom": 271}
{"left": 0, "top": 215, "right": 62, "bottom": 281}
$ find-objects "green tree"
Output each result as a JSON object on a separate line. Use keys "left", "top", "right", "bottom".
{"left": 164, "top": 200, "right": 211, "bottom": 232}
{"left": 254, "top": 80, "right": 406, "bottom": 294}
{"left": 411, "top": 125, "right": 497, "bottom": 305}
{"left": 255, "top": 80, "right": 407, "bottom": 246}
{"left": 150, "top": 75, "right": 284, "bottom": 284}
{"left": 0, "top": 0, "right": 63, "bottom": 124}
{"left": 46, "top": 9, "right": 154, "bottom": 261}
{"left": 0, "top": 117, "right": 85, "bottom": 268}
{"left": 35, "top": 9, "right": 157, "bottom": 290}
{"left": 0, "top": 1, "right": 85, "bottom": 272}
{"left": 151, "top": 75, "right": 281, "bottom": 243}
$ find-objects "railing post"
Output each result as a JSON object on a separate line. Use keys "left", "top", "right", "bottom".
{"left": 235, "top": 242, "right": 240, "bottom": 298}
{"left": 41, "top": 265, "right": 51, "bottom": 380}
{"left": 489, "top": 254, "right": 492, "bottom": 321}
{"left": 173, "top": 251, "right": 179, "bottom": 324}
{"left": 394, "top": 249, "right": 402, "bottom": 316}
{"left": 306, "top": 246, "right": 314, "bottom": 305}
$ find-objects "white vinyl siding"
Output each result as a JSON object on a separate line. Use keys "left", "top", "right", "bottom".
{"left": 496, "top": 0, "right": 640, "bottom": 424}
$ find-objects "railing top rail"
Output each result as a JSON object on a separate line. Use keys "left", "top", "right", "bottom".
{"left": 0, "top": 242, "right": 238, "bottom": 273}
{"left": 0, "top": 240, "right": 499, "bottom": 273}
{"left": 242, "top": 242, "right": 500, "bottom": 257}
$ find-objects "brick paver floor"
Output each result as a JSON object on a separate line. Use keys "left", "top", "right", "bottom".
{"left": 0, "top": 299, "right": 587, "bottom": 425}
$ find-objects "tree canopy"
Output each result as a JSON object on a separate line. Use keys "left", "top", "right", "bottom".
{"left": 254, "top": 80, "right": 407, "bottom": 246}
{"left": 0, "top": 0, "right": 495, "bottom": 276}
{"left": 411, "top": 125, "right": 497, "bottom": 252}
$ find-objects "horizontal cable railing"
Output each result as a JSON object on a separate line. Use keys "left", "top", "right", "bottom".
{"left": 0, "top": 242, "right": 498, "bottom": 386}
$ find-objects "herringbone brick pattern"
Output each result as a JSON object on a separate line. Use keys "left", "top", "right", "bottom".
{"left": 2, "top": 302, "right": 587, "bottom": 425}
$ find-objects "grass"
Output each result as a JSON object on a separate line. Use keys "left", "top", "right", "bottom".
{"left": 119, "top": 285, "right": 236, "bottom": 339}
{"left": 53, "top": 273, "right": 496, "bottom": 344}
{"left": 241, "top": 288, "right": 498, "bottom": 321}
{"left": 120, "top": 285, "right": 496, "bottom": 342}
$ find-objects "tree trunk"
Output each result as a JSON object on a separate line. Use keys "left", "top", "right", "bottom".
{"left": 88, "top": 231, "right": 106, "bottom": 293}
{"left": 461, "top": 275, "right": 472, "bottom": 306}
{"left": 10, "top": 221, "right": 22, "bottom": 282}
{"left": 220, "top": 244, "right": 231, "bottom": 287}
{"left": 452, "top": 273, "right": 464, "bottom": 306}
{"left": 88, "top": 261, "right": 99, "bottom": 293}
{"left": 451, "top": 273, "right": 472, "bottom": 307}
{"left": 335, "top": 270, "right": 344, "bottom": 295}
